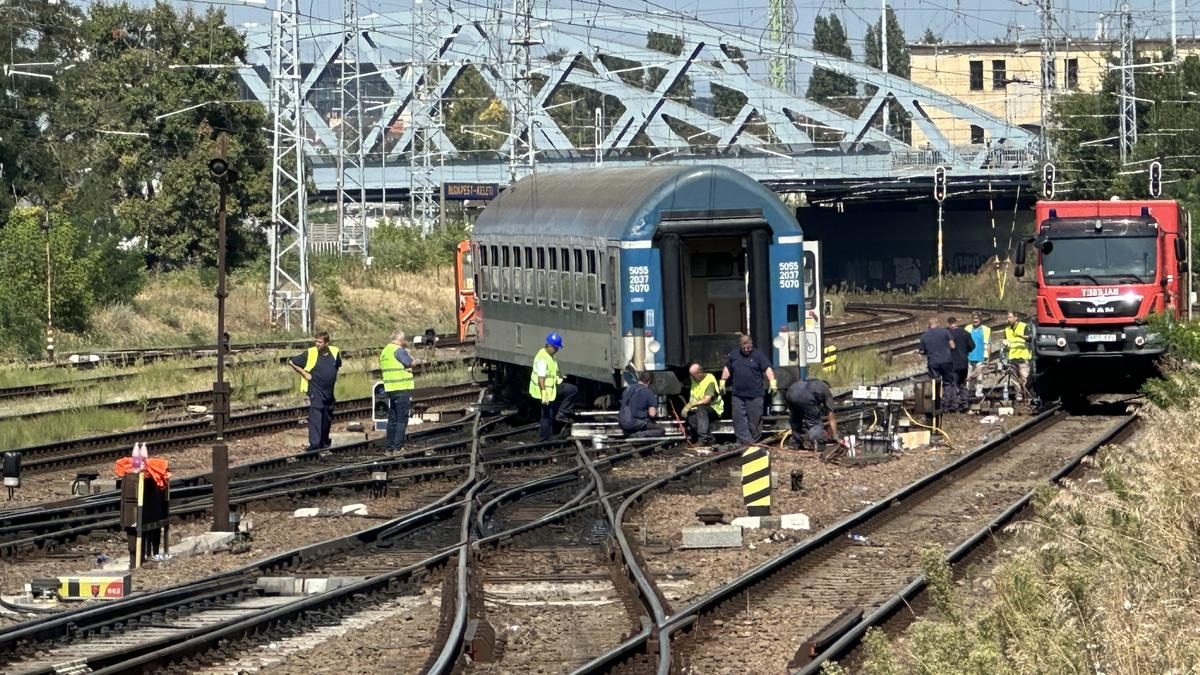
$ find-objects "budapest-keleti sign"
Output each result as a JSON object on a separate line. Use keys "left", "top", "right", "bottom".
{"left": 443, "top": 183, "right": 499, "bottom": 201}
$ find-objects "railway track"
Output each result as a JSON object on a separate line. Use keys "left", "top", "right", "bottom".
{"left": 574, "top": 402, "right": 1139, "bottom": 672}
{"left": 0, "top": 341, "right": 473, "bottom": 404}
{"left": 4, "top": 380, "right": 480, "bottom": 475}
{"left": 0, "top": 403, "right": 692, "bottom": 674}
{"left": 833, "top": 303, "right": 1008, "bottom": 359}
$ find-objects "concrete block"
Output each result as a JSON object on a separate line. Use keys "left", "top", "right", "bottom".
{"left": 293, "top": 507, "right": 320, "bottom": 518}
{"left": 256, "top": 577, "right": 300, "bottom": 595}
{"left": 341, "top": 504, "right": 368, "bottom": 516}
{"left": 181, "top": 532, "right": 237, "bottom": 555}
{"left": 732, "top": 513, "right": 810, "bottom": 531}
{"left": 680, "top": 525, "right": 743, "bottom": 549}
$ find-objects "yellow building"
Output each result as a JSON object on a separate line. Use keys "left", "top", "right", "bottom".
{"left": 908, "top": 38, "right": 1200, "bottom": 146}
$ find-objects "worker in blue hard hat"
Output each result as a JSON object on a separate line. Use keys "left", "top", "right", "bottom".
{"left": 530, "top": 332, "right": 578, "bottom": 441}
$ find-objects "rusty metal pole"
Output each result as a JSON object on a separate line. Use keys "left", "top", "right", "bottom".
{"left": 211, "top": 136, "right": 235, "bottom": 532}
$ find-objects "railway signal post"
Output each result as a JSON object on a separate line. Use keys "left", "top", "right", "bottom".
{"left": 209, "top": 144, "right": 238, "bottom": 532}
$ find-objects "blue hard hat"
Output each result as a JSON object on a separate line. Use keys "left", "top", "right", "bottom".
{"left": 546, "top": 332, "right": 564, "bottom": 349}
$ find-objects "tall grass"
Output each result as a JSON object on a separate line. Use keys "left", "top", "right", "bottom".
{"left": 814, "top": 350, "right": 892, "bottom": 389}
{"left": 45, "top": 266, "right": 455, "bottom": 355}
{"left": 0, "top": 408, "right": 144, "bottom": 449}
{"left": 841, "top": 257, "right": 1036, "bottom": 313}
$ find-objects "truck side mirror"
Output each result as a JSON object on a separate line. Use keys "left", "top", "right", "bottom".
{"left": 1013, "top": 240, "right": 1026, "bottom": 277}
{"left": 1177, "top": 238, "right": 1188, "bottom": 272}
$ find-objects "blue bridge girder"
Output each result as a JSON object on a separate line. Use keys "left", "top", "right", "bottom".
{"left": 239, "top": 7, "right": 1038, "bottom": 194}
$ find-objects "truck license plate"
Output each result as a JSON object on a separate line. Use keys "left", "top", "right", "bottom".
{"left": 1085, "top": 334, "right": 1119, "bottom": 343}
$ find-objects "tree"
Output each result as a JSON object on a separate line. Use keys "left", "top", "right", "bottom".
{"left": 863, "top": 6, "right": 913, "bottom": 142}
{"left": 0, "top": 207, "right": 100, "bottom": 354}
{"left": 807, "top": 15, "right": 857, "bottom": 112}
{"left": 49, "top": 2, "right": 271, "bottom": 270}
{"left": 921, "top": 29, "right": 943, "bottom": 45}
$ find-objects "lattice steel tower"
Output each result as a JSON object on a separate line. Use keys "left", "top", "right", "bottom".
{"left": 1119, "top": 4, "right": 1137, "bottom": 164}
{"left": 507, "top": 0, "right": 541, "bottom": 182}
{"left": 335, "top": 0, "right": 368, "bottom": 255}
{"left": 768, "top": 0, "right": 795, "bottom": 93}
{"left": 268, "top": 0, "right": 312, "bottom": 332}
{"left": 1038, "top": 0, "right": 1056, "bottom": 162}
{"left": 409, "top": 0, "right": 444, "bottom": 231}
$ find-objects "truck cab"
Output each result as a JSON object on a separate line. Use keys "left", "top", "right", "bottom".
{"left": 1016, "top": 199, "right": 1191, "bottom": 397}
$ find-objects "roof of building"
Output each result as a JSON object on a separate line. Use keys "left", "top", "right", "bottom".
{"left": 909, "top": 37, "right": 1198, "bottom": 55}
{"left": 471, "top": 165, "right": 802, "bottom": 241}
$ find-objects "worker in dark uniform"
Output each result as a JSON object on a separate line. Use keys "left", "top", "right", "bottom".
{"left": 530, "top": 332, "right": 578, "bottom": 441}
{"left": 619, "top": 371, "right": 665, "bottom": 438}
{"left": 719, "top": 335, "right": 777, "bottom": 444}
{"left": 379, "top": 329, "right": 415, "bottom": 452}
{"left": 918, "top": 318, "right": 959, "bottom": 413}
{"left": 785, "top": 378, "right": 838, "bottom": 449}
{"left": 288, "top": 330, "right": 342, "bottom": 451}
{"left": 945, "top": 317, "right": 975, "bottom": 411}
{"left": 681, "top": 362, "right": 722, "bottom": 445}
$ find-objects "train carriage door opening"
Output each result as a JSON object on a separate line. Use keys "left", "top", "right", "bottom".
{"left": 657, "top": 211, "right": 772, "bottom": 371}
{"left": 802, "top": 241, "right": 824, "bottom": 368}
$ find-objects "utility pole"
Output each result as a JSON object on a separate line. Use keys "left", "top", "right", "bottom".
{"left": 208, "top": 137, "right": 238, "bottom": 533}
{"left": 1039, "top": 0, "right": 1056, "bottom": 163}
{"left": 1119, "top": 3, "right": 1137, "bottom": 164}
{"left": 336, "top": 0, "right": 368, "bottom": 255}
{"left": 268, "top": 0, "right": 311, "bottom": 332}
{"left": 1171, "top": 0, "right": 1177, "bottom": 57}
{"left": 410, "top": 0, "right": 444, "bottom": 231}
{"left": 40, "top": 211, "right": 54, "bottom": 363}
{"left": 881, "top": 0, "right": 889, "bottom": 138}
{"left": 767, "top": 0, "right": 794, "bottom": 93}
{"left": 508, "top": 0, "right": 541, "bottom": 183}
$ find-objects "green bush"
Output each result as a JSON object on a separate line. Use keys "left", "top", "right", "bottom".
{"left": 1141, "top": 313, "right": 1200, "bottom": 408}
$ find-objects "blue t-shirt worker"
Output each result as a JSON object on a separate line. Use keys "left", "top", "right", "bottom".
{"left": 289, "top": 331, "right": 343, "bottom": 451}
{"left": 720, "top": 334, "right": 777, "bottom": 444}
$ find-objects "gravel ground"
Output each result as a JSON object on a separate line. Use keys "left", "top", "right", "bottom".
{"left": 0, "top": 487, "right": 447, "bottom": 598}
{"left": 4, "top": 423, "right": 382, "bottom": 506}
{"left": 631, "top": 410, "right": 1032, "bottom": 608}
{"left": 196, "top": 580, "right": 444, "bottom": 675}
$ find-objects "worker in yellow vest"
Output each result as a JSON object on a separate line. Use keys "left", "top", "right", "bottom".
{"left": 680, "top": 362, "right": 723, "bottom": 445}
{"left": 529, "top": 332, "right": 578, "bottom": 441}
{"left": 1004, "top": 311, "right": 1032, "bottom": 394}
{"left": 288, "top": 331, "right": 343, "bottom": 451}
{"left": 380, "top": 329, "right": 416, "bottom": 452}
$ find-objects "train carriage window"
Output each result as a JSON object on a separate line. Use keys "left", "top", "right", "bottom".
{"left": 490, "top": 245, "right": 500, "bottom": 301}
{"left": 586, "top": 250, "right": 599, "bottom": 312}
{"left": 605, "top": 254, "right": 617, "bottom": 315}
{"left": 478, "top": 245, "right": 490, "bottom": 297}
{"left": 501, "top": 246, "right": 511, "bottom": 303}
{"left": 525, "top": 268, "right": 535, "bottom": 305}
{"left": 560, "top": 248, "right": 572, "bottom": 312}
{"left": 549, "top": 248, "right": 558, "bottom": 271}
{"left": 548, "top": 266, "right": 560, "bottom": 308}
{"left": 536, "top": 248, "right": 547, "bottom": 306}
{"left": 573, "top": 249, "right": 585, "bottom": 311}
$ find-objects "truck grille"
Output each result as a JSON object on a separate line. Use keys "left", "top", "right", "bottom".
{"left": 1056, "top": 297, "right": 1142, "bottom": 319}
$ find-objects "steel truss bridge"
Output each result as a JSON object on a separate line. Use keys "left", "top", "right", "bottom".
{"left": 238, "top": 8, "right": 1037, "bottom": 197}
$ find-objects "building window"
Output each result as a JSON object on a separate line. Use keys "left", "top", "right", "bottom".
{"left": 970, "top": 124, "right": 984, "bottom": 145}
{"left": 1066, "top": 58, "right": 1079, "bottom": 89}
{"left": 1044, "top": 59, "right": 1057, "bottom": 90}
{"left": 992, "top": 60, "right": 1007, "bottom": 89}
{"left": 969, "top": 60, "right": 984, "bottom": 91}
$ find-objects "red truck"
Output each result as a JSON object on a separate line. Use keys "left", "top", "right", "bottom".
{"left": 1014, "top": 198, "right": 1193, "bottom": 400}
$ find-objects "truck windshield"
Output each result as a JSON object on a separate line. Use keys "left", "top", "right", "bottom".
{"left": 1042, "top": 236, "right": 1157, "bottom": 285}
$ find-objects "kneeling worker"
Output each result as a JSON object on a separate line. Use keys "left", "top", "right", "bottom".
{"left": 785, "top": 377, "right": 838, "bottom": 449}
{"left": 530, "top": 332, "right": 578, "bottom": 441}
{"left": 619, "top": 371, "right": 665, "bottom": 438}
{"left": 680, "top": 363, "right": 722, "bottom": 445}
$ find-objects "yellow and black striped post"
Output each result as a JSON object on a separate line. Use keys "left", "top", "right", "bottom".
{"left": 741, "top": 445, "right": 771, "bottom": 516}
{"left": 822, "top": 344, "right": 838, "bottom": 372}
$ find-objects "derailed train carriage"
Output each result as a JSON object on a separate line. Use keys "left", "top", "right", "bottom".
{"left": 459, "top": 165, "right": 824, "bottom": 410}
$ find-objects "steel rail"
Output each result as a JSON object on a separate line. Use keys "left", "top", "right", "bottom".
{"left": 793, "top": 410, "right": 1141, "bottom": 674}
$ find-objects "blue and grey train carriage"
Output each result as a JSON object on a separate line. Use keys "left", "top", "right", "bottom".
{"left": 466, "top": 165, "right": 824, "bottom": 406}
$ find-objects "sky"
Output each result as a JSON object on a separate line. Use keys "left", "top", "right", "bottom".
{"left": 195, "top": 0, "right": 1200, "bottom": 52}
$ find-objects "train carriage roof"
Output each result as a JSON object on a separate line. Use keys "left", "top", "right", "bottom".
{"left": 471, "top": 165, "right": 802, "bottom": 241}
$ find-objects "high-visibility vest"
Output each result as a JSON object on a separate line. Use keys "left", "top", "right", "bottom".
{"left": 528, "top": 348, "right": 559, "bottom": 400}
{"left": 379, "top": 343, "right": 414, "bottom": 393}
{"left": 299, "top": 345, "right": 340, "bottom": 393}
{"left": 1005, "top": 323, "right": 1032, "bottom": 361}
{"left": 689, "top": 373, "right": 724, "bottom": 417}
